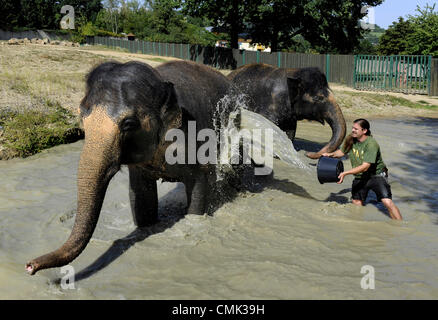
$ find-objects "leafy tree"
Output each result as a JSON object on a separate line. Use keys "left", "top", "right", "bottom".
{"left": 0, "top": 0, "right": 23, "bottom": 30}
{"left": 0, "top": 0, "right": 102, "bottom": 31}
{"left": 296, "top": 0, "right": 384, "bottom": 54}
{"left": 183, "top": 0, "right": 384, "bottom": 52}
{"left": 19, "top": 0, "right": 58, "bottom": 30}
{"left": 378, "top": 4, "right": 438, "bottom": 57}
{"left": 147, "top": 0, "right": 184, "bottom": 35}
{"left": 405, "top": 4, "right": 438, "bottom": 56}
{"left": 61, "top": 0, "right": 103, "bottom": 23}
{"left": 183, "top": 0, "right": 247, "bottom": 49}
{"left": 98, "top": 0, "right": 121, "bottom": 34}
{"left": 363, "top": 24, "right": 385, "bottom": 46}
{"left": 354, "top": 38, "right": 378, "bottom": 54}
{"left": 377, "top": 17, "right": 414, "bottom": 55}
{"left": 245, "top": 0, "right": 304, "bottom": 52}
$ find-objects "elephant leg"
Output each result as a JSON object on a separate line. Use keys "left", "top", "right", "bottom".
{"left": 285, "top": 120, "right": 297, "bottom": 141}
{"left": 128, "top": 165, "right": 158, "bottom": 227}
{"left": 185, "top": 174, "right": 208, "bottom": 215}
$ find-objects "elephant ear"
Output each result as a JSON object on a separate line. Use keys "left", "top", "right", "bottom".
{"left": 287, "top": 77, "right": 302, "bottom": 103}
{"left": 160, "top": 81, "right": 182, "bottom": 129}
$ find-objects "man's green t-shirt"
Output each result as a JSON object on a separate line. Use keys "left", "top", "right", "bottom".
{"left": 340, "top": 136, "right": 386, "bottom": 179}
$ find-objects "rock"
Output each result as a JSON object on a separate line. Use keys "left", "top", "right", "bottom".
{"left": 8, "top": 38, "right": 20, "bottom": 45}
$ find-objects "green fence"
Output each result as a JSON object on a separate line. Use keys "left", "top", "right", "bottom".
{"left": 354, "top": 55, "right": 432, "bottom": 95}
{"left": 89, "top": 37, "right": 437, "bottom": 95}
{"left": 90, "top": 36, "right": 354, "bottom": 86}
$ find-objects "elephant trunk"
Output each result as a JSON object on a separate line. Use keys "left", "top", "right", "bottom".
{"left": 305, "top": 92, "right": 346, "bottom": 159}
{"left": 26, "top": 107, "right": 120, "bottom": 275}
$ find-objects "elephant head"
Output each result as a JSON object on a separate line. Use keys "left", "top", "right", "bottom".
{"left": 25, "top": 61, "right": 182, "bottom": 275}
{"left": 286, "top": 67, "right": 346, "bottom": 159}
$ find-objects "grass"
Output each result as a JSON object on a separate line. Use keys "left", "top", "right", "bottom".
{"left": 335, "top": 90, "right": 438, "bottom": 111}
{"left": 0, "top": 42, "right": 165, "bottom": 160}
{"left": 0, "top": 99, "right": 83, "bottom": 159}
{"left": 381, "top": 96, "right": 438, "bottom": 110}
{"left": 79, "top": 44, "right": 130, "bottom": 53}
{"left": 145, "top": 57, "right": 169, "bottom": 63}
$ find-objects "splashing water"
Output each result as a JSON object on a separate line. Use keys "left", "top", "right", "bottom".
{"left": 214, "top": 91, "right": 310, "bottom": 180}
{"left": 239, "top": 108, "right": 309, "bottom": 171}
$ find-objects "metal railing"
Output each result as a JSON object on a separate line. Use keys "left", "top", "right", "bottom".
{"left": 354, "top": 55, "right": 432, "bottom": 95}
{"left": 89, "top": 37, "right": 436, "bottom": 95}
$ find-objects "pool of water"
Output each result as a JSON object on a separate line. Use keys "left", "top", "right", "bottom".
{"left": 0, "top": 117, "right": 437, "bottom": 299}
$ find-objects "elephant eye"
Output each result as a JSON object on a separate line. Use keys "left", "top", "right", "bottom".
{"left": 121, "top": 117, "right": 141, "bottom": 132}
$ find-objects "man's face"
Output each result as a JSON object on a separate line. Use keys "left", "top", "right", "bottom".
{"left": 351, "top": 123, "right": 367, "bottom": 139}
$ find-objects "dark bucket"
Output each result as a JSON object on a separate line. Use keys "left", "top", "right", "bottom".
{"left": 317, "top": 156, "right": 344, "bottom": 184}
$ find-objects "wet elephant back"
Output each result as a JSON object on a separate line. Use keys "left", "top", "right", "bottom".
{"left": 228, "top": 64, "right": 290, "bottom": 125}
{"left": 156, "top": 61, "right": 231, "bottom": 130}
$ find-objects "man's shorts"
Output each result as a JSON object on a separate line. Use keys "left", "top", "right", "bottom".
{"left": 351, "top": 174, "right": 392, "bottom": 202}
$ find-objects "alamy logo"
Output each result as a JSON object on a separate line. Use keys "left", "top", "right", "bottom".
{"left": 60, "top": 265, "right": 75, "bottom": 290}
{"left": 60, "top": 5, "right": 75, "bottom": 30}
{"left": 360, "top": 6, "right": 376, "bottom": 30}
{"left": 360, "top": 265, "right": 375, "bottom": 290}
{"left": 164, "top": 121, "right": 273, "bottom": 175}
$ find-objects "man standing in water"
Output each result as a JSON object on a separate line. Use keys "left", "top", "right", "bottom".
{"left": 323, "top": 118, "right": 402, "bottom": 220}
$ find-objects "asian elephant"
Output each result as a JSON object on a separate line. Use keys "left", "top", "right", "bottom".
{"left": 26, "top": 60, "right": 231, "bottom": 275}
{"left": 228, "top": 63, "right": 346, "bottom": 159}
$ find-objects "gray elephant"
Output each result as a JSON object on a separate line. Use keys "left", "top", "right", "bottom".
{"left": 26, "top": 60, "right": 232, "bottom": 275}
{"left": 228, "top": 63, "right": 346, "bottom": 159}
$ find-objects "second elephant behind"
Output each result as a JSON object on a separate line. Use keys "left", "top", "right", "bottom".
{"left": 228, "top": 63, "right": 346, "bottom": 159}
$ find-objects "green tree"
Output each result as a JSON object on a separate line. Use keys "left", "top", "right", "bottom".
{"left": 296, "top": 0, "right": 384, "bottom": 54}
{"left": 405, "top": 4, "right": 438, "bottom": 56}
{"left": 0, "top": 0, "right": 102, "bottom": 31}
{"left": 20, "top": 0, "right": 57, "bottom": 29}
{"left": 97, "top": 0, "right": 121, "bottom": 34}
{"left": 377, "top": 17, "right": 415, "bottom": 55}
{"left": 183, "top": 0, "right": 247, "bottom": 49}
{"left": 245, "top": 0, "right": 304, "bottom": 52}
{"left": 363, "top": 24, "right": 385, "bottom": 46}
{"left": 184, "top": 0, "right": 384, "bottom": 52}
{"left": 378, "top": 4, "right": 438, "bottom": 57}
{"left": 147, "top": 0, "right": 183, "bottom": 35}
{"left": 57, "top": 0, "right": 103, "bottom": 24}
{"left": 354, "top": 39, "right": 377, "bottom": 54}
{"left": 0, "top": 0, "right": 23, "bottom": 30}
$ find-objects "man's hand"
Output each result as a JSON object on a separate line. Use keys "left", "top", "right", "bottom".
{"left": 322, "top": 150, "right": 345, "bottom": 159}
{"left": 337, "top": 172, "right": 346, "bottom": 184}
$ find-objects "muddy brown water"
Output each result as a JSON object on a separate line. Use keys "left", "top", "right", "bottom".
{"left": 0, "top": 118, "right": 437, "bottom": 299}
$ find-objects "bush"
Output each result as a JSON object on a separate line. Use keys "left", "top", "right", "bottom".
{"left": 0, "top": 100, "right": 83, "bottom": 158}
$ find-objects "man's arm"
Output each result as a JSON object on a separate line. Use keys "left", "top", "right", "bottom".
{"left": 322, "top": 149, "right": 345, "bottom": 158}
{"left": 337, "top": 162, "right": 371, "bottom": 184}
